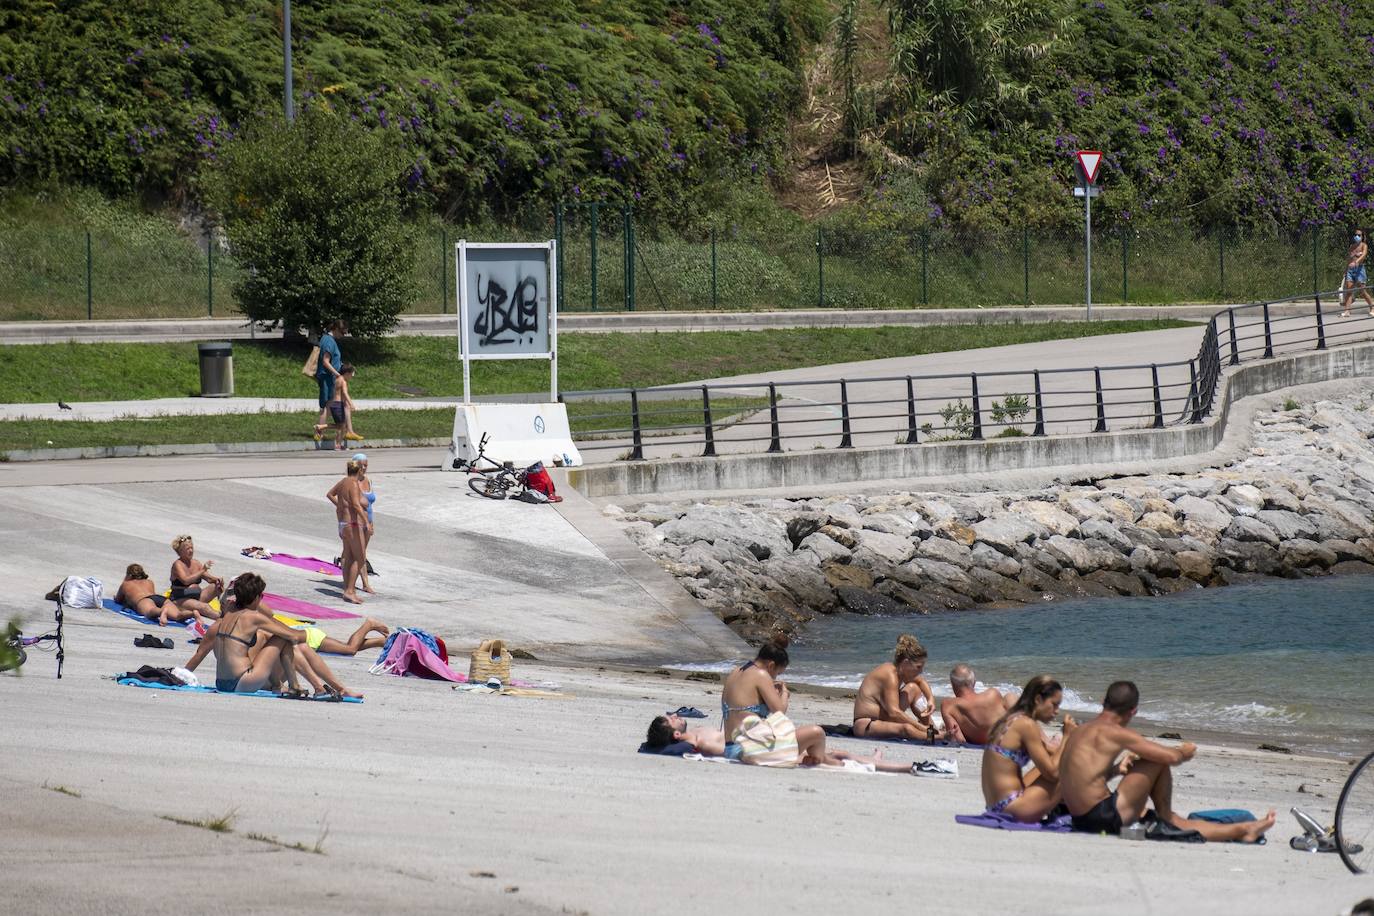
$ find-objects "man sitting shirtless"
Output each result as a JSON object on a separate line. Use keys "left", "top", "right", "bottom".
{"left": 1059, "top": 680, "right": 1275, "bottom": 842}
{"left": 939, "top": 663, "right": 1015, "bottom": 745}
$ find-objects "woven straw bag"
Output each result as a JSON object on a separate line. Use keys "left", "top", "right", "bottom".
{"left": 469, "top": 639, "right": 512, "bottom": 683}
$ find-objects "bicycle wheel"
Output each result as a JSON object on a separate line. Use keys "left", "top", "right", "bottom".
{"left": 0, "top": 645, "right": 26, "bottom": 671}
{"left": 1337, "top": 750, "right": 1374, "bottom": 874}
{"left": 468, "top": 475, "right": 509, "bottom": 500}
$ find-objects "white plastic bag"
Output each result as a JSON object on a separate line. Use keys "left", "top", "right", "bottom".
{"left": 58, "top": 576, "right": 103, "bottom": 609}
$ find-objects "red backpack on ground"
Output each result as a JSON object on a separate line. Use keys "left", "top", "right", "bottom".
{"left": 522, "top": 462, "right": 562, "bottom": 503}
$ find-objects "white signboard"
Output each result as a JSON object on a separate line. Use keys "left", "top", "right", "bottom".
{"left": 456, "top": 240, "right": 558, "bottom": 401}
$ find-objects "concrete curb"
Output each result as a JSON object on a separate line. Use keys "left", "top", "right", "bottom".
{"left": 0, "top": 436, "right": 450, "bottom": 463}
{"left": 0, "top": 303, "right": 1312, "bottom": 345}
{"left": 565, "top": 342, "right": 1374, "bottom": 498}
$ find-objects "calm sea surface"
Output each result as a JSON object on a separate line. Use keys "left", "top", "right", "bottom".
{"left": 680, "top": 575, "right": 1374, "bottom": 756}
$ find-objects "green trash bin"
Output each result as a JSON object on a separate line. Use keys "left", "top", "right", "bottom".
{"left": 197, "top": 341, "right": 234, "bottom": 397}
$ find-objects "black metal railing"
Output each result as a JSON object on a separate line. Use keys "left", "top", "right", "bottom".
{"left": 559, "top": 289, "right": 1374, "bottom": 462}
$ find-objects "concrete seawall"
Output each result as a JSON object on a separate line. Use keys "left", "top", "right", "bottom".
{"left": 567, "top": 341, "right": 1374, "bottom": 498}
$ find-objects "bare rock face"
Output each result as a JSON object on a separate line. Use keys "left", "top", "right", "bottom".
{"left": 1085, "top": 569, "right": 1149, "bottom": 597}
{"left": 1254, "top": 509, "right": 1319, "bottom": 542}
{"left": 972, "top": 517, "right": 1043, "bottom": 556}
{"left": 972, "top": 542, "right": 1022, "bottom": 578}
{"left": 1225, "top": 516, "right": 1282, "bottom": 547}
{"left": 852, "top": 529, "right": 917, "bottom": 569}
{"left": 1173, "top": 494, "right": 1233, "bottom": 542}
{"left": 823, "top": 562, "right": 874, "bottom": 590}
{"left": 1280, "top": 538, "right": 1338, "bottom": 569}
{"left": 798, "top": 532, "right": 851, "bottom": 565}
{"left": 917, "top": 536, "right": 974, "bottom": 569}
{"left": 1137, "top": 511, "right": 1182, "bottom": 537}
{"left": 941, "top": 520, "right": 978, "bottom": 547}
{"left": 1174, "top": 550, "right": 1214, "bottom": 583}
{"left": 819, "top": 524, "right": 857, "bottom": 549}
{"left": 1079, "top": 518, "right": 1133, "bottom": 552}
{"left": 835, "top": 586, "right": 907, "bottom": 616}
{"left": 1009, "top": 500, "right": 1080, "bottom": 537}
{"left": 1043, "top": 535, "right": 1093, "bottom": 574}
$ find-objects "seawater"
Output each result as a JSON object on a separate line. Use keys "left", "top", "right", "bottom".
{"left": 682, "top": 575, "right": 1374, "bottom": 756}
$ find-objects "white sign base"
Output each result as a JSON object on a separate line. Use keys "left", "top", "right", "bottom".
{"left": 442, "top": 403, "right": 582, "bottom": 471}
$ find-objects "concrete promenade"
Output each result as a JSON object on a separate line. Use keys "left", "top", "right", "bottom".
{"left": 0, "top": 303, "right": 1257, "bottom": 345}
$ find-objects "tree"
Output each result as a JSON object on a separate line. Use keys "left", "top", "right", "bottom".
{"left": 200, "top": 106, "right": 418, "bottom": 339}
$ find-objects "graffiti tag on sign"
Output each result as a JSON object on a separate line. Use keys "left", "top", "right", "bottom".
{"left": 463, "top": 248, "right": 551, "bottom": 356}
{"left": 474, "top": 273, "right": 541, "bottom": 346}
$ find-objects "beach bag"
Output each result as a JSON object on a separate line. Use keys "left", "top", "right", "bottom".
{"left": 57, "top": 576, "right": 103, "bottom": 609}
{"left": 525, "top": 462, "right": 556, "bottom": 497}
{"left": 301, "top": 346, "right": 320, "bottom": 377}
{"left": 469, "top": 639, "right": 512, "bottom": 684}
{"left": 732, "top": 711, "right": 800, "bottom": 768}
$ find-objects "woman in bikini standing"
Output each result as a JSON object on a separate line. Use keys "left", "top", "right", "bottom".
{"left": 169, "top": 534, "right": 223, "bottom": 620}
{"left": 182, "top": 573, "right": 306, "bottom": 694}
{"left": 353, "top": 452, "right": 377, "bottom": 594}
{"left": 980, "top": 674, "right": 1078, "bottom": 823}
{"left": 326, "top": 460, "right": 371, "bottom": 604}
{"left": 115, "top": 564, "right": 211, "bottom": 628}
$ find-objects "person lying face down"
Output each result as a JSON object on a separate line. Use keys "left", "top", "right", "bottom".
{"left": 643, "top": 712, "right": 928, "bottom": 774}
{"left": 1058, "top": 680, "right": 1275, "bottom": 842}
{"left": 939, "top": 663, "right": 1017, "bottom": 745}
{"left": 853, "top": 634, "right": 951, "bottom": 741}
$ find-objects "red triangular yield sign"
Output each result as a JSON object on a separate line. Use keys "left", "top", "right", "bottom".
{"left": 1076, "top": 150, "right": 1103, "bottom": 184}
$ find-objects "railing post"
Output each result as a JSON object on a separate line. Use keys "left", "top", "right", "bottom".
{"left": 1150, "top": 364, "right": 1164, "bottom": 428}
{"left": 1315, "top": 294, "right": 1327, "bottom": 350}
{"left": 1261, "top": 300, "right": 1273, "bottom": 358}
{"left": 816, "top": 227, "right": 824, "bottom": 308}
{"left": 838, "top": 379, "right": 852, "bottom": 448}
{"left": 1022, "top": 226, "right": 1030, "bottom": 305}
{"left": 920, "top": 230, "right": 929, "bottom": 306}
{"left": 766, "top": 383, "right": 782, "bottom": 453}
{"left": 710, "top": 228, "right": 717, "bottom": 309}
{"left": 1121, "top": 229, "right": 1129, "bottom": 303}
{"left": 206, "top": 233, "right": 214, "bottom": 317}
{"left": 1226, "top": 308, "right": 1239, "bottom": 365}
{"left": 905, "top": 376, "right": 919, "bottom": 444}
{"left": 589, "top": 201, "right": 599, "bottom": 311}
{"left": 628, "top": 389, "right": 645, "bottom": 461}
{"left": 441, "top": 226, "right": 449, "bottom": 315}
{"left": 85, "top": 230, "right": 93, "bottom": 320}
{"left": 1187, "top": 361, "right": 1202, "bottom": 423}
{"left": 701, "top": 386, "right": 716, "bottom": 457}
{"left": 1032, "top": 370, "right": 1045, "bottom": 436}
{"left": 1093, "top": 367, "right": 1107, "bottom": 432}
{"left": 970, "top": 373, "right": 983, "bottom": 440}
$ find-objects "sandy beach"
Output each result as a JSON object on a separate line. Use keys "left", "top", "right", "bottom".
{"left": 2, "top": 610, "right": 1369, "bottom": 916}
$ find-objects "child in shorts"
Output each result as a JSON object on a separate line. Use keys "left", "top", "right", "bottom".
{"left": 327, "top": 364, "right": 359, "bottom": 450}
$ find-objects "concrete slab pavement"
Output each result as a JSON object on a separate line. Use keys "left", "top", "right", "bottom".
{"left": 0, "top": 396, "right": 457, "bottom": 423}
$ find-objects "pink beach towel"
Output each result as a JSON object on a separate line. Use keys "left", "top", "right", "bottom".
{"left": 372, "top": 632, "right": 470, "bottom": 682}
{"left": 261, "top": 592, "right": 361, "bottom": 621}
{"left": 265, "top": 553, "right": 342, "bottom": 577}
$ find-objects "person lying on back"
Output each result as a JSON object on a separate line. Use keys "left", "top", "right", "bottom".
{"left": 939, "top": 663, "right": 1016, "bottom": 744}
{"left": 644, "top": 713, "right": 925, "bottom": 773}
{"left": 1059, "top": 680, "right": 1275, "bottom": 842}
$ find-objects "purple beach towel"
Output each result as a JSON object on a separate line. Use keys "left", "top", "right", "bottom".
{"left": 262, "top": 592, "right": 360, "bottom": 621}
{"left": 373, "top": 632, "right": 470, "bottom": 683}
{"left": 955, "top": 811, "right": 1073, "bottom": 832}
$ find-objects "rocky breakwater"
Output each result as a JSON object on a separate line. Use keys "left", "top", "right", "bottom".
{"left": 612, "top": 397, "right": 1374, "bottom": 643}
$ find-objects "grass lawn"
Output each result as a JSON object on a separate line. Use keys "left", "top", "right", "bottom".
{"left": 0, "top": 398, "right": 764, "bottom": 453}
{"left": 0, "top": 319, "right": 1195, "bottom": 404}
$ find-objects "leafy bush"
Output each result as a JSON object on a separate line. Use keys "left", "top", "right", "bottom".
{"left": 200, "top": 107, "right": 418, "bottom": 338}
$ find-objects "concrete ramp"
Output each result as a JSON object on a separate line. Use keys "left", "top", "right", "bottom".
{"left": 0, "top": 466, "right": 745, "bottom": 664}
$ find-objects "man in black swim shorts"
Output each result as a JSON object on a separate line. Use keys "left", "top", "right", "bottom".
{"left": 1058, "top": 681, "right": 1276, "bottom": 842}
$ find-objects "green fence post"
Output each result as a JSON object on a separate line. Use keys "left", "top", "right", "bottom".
{"left": 920, "top": 230, "right": 929, "bottom": 306}
{"left": 590, "top": 202, "right": 599, "bottom": 311}
{"left": 553, "top": 203, "right": 563, "bottom": 313}
{"left": 1312, "top": 229, "right": 1319, "bottom": 294}
{"left": 710, "top": 227, "right": 717, "bottom": 309}
{"left": 1121, "top": 229, "right": 1129, "bottom": 302}
{"left": 623, "top": 205, "right": 636, "bottom": 311}
{"left": 440, "top": 227, "right": 449, "bottom": 314}
{"left": 816, "top": 227, "right": 824, "bottom": 308}
{"left": 1022, "top": 226, "right": 1030, "bottom": 305}
{"left": 207, "top": 235, "right": 214, "bottom": 317}
{"left": 85, "top": 230, "right": 93, "bottom": 320}
{"left": 1219, "top": 231, "right": 1226, "bottom": 300}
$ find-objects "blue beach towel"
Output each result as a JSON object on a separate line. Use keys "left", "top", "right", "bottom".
{"left": 102, "top": 599, "right": 191, "bottom": 628}
{"left": 117, "top": 677, "right": 362, "bottom": 703}
{"left": 1188, "top": 808, "right": 1255, "bottom": 823}
{"left": 955, "top": 811, "right": 1073, "bottom": 832}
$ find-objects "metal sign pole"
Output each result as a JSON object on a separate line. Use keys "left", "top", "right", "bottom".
{"left": 548, "top": 238, "right": 558, "bottom": 402}
{"left": 1085, "top": 179, "right": 1093, "bottom": 320}
{"left": 457, "top": 240, "right": 470, "bottom": 404}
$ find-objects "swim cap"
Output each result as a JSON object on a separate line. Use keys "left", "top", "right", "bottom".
{"left": 352, "top": 452, "right": 368, "bottom": 462}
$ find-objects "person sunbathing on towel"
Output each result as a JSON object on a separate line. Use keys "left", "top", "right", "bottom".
{"left": 939, "top": 663, "right": 1016, "bottom": 745}
{"left": 645, "top": 713, "right": 918, "bottom": 773}
{"left": 1059, "top": 680, "right": 1275, "bottom": 841}
{"left": 853, "top": 634, "right": 952, "bottom": 741}
{"left": 115, "top": 564, "right": 214, "bottom": 628}
{"left": 169, "top": 534, "right": 224, "bottom": 611}
{"left": 980, "top": 675, "right": 1077, "bottom": 823}
{"left": 182, "top": 573, "right": 307, "bottom": 696}
{"left": 293, "top": 617, "right": 389, "bottom": 657}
